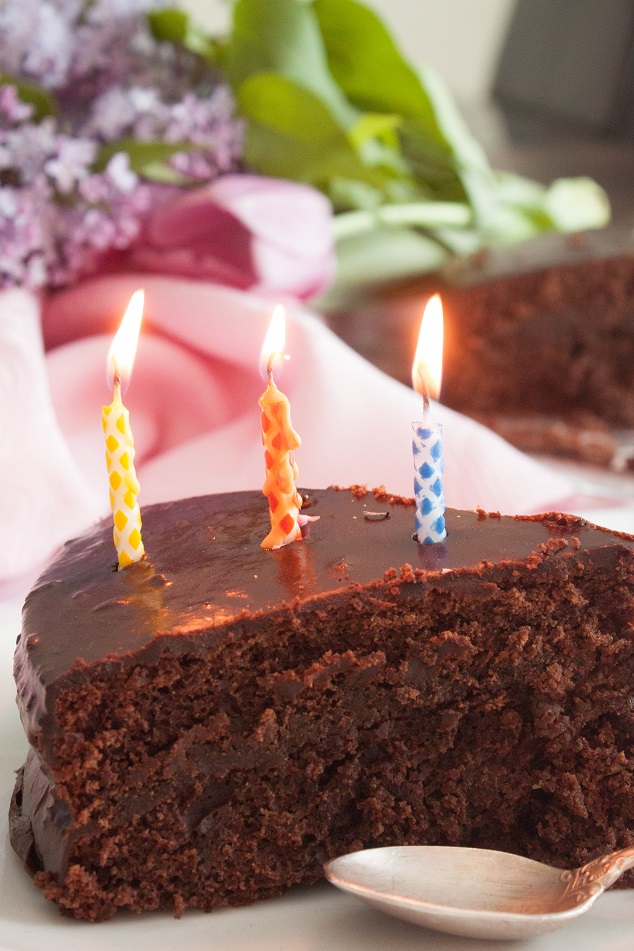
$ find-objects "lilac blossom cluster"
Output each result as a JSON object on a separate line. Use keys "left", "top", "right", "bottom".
{"left": 86, "top": 85, "right": 243, "bottom": 183}
{"left": 0, "top": 0, "right": 244, "bottom": 290}
{"left": 0, "top": 84, "right": 151, "bottom": 289}
{"left": 0, "top": 0, "right": 165, "bottom": 94}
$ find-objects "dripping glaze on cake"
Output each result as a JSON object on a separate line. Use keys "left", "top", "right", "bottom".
{"left": 10, "top": 487, "right": 634, "bottom": 920}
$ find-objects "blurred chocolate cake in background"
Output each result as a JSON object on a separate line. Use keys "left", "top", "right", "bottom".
{"left": 324, "top": 225, "right": 634, "bottom": 469}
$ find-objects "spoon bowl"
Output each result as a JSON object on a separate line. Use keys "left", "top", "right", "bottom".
{"left": 325, "top": 845, "right": 634, "bottom": 941}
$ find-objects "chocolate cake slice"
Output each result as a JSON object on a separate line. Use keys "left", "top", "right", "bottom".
{"left": 440, "top": 226, "right": 634, "bottom": 427}
{"left": 10, "top": 487, "right": 634, "bottom": 921}
{"left": 325, "top": 226, "right": 634, "bottom": 462}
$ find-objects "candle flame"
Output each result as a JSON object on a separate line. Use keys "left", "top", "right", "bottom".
{"left": 259, "top": 304, "right": 287, "bottom": 381}
{"left": 107, "top": 289, "right": 144, "bottom": 392}
{"left": 412, "top": 293, "right": 443, "bottom": 400}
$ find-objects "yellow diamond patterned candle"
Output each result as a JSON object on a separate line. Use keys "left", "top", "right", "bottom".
{"left": 103, "top": 290, "right": 145, "bottom": 568}
{"left": 259, "top": 305, "right": 303, "bottom": 550}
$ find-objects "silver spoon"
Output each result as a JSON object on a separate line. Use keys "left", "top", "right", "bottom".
{"left": 324, "top": 844, "right": 634, "bottom": 941}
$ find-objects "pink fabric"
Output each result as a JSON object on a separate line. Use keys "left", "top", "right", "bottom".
{"left": 127, "top": 175, "right": 335, "bottom": 301}
{"left": 0, "top": 275, "right": 574, "bottom": 582}
{"left": 0, "top": 288, "right": 102, "bottom": 581}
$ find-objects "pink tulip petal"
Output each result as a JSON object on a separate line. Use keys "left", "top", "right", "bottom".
{"left": 251, "top": 239, "right": 335, "bottom": 300}
{"left": 209, "top": 174, "right": 334, "bottom": 258}
{"left": 131, "top": 174, "right": 335, "bottom": 301}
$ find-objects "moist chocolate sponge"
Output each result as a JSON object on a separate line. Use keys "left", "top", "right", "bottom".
{"left": 10, "top": 487, "right": 634, "bottom": 920}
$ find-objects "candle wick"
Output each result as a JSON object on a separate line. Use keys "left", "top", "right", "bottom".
{"left": 267, "top": 350, "right": 285, "bottom": 386}
{"left": 421, "top": 378, "right": 430, "bottom": 420}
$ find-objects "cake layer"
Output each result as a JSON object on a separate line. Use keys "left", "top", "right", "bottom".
{"left": 10, "top": 488, "right": 634, "bottom": 920}
{"left": 325, "top": 226, "right": 634, "bottom": 430}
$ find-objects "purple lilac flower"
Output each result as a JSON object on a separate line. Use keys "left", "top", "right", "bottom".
{"left": 44, "top": 137, "right": 96, "bottom": 194}
{"left": 86, "top": 84, "right": 244, "bottom": 183}
{"left": 86, "top": 85, "right": 170, "bottom": 140}
{"left": 0, "top": 2, "right": 76, "bottom": 90}
{"left": 1, "top": 119, "right": 59, "bottom": 185}
{"left": 0, "top": 84, "right": 150, "bottom": 289}
{"left": 50, "top": 163, "right": 152, "bottom": 285}
{"left": 68, "top": 0, "right": 173, "bottom": 98}
{"left": 0, "top": 0, "right": 165, "bottom": 93}
{"left": 0, "top": 1, "right": 246, "bottom": 291}
{"left": 166, "top": 88, "right": 244, "bottom": 180}
{"left": 0, "top": 85, "right": 34, "bottom": 125}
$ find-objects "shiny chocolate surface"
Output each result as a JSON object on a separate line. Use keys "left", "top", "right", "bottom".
{"left": 17, "top": 488, "right": 633, "bottom": 690}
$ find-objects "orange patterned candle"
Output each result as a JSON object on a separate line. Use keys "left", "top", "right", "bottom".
{"left": 259, "top": 305, "right": 303, "bottom": 550}
{"left": 102, "top": 290, "right": 145, "bottom": 568}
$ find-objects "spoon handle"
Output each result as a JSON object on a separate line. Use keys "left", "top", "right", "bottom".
{"left": 561, "top": 846, "right": 634, "bottom": 902}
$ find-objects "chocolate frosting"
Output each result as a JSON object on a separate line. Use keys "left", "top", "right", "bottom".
{"left": 14, "top": 488, "right": 633, "bottom": 752}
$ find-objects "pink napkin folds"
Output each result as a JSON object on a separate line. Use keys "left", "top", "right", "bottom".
{"left": 0, "top": 275, "right": 573, "bottom": 582}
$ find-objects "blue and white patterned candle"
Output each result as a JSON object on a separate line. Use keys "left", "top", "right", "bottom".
{"left": 412, "top": 294, "right": 447, "bottom": 544}
{"left": 412, "top": 421, "right": 446, "bottom": 543}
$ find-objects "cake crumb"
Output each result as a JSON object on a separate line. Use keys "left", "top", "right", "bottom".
{"left": 475, "top": 507, "right": 501, "bottom": 520}
{"left": 538, "top": 538, "right": 569, "bottom": 555}
{"left": 330, "top": 560, "right": 349, "bottom": 580}
{"left": 373, "top": 486, "right": 415, "bottom": 507}
{"left": 572, "top": 536, "right": 581, "bottom": 550}
{"left": 364, "top": 511, "right": 390, "bottom": 521}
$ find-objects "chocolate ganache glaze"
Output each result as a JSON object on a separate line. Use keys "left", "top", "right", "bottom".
{"left": 15, "top": 487, "right": 634, "bottom": 755}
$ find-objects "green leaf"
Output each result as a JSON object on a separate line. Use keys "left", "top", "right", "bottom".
{"left": 148, "top": 7, "right": 216, "bottom": 60}
{"left": 314, "top": 0, "right": 431, "bottom": 121}
{"left": 326, "top": 225, "right": 451, "bottom": 297}
{"left": 396, "top": 121, "right": 460, "bottom": 189}
{"left": 94, "top": 139, "right": 200, "bottom": 180}
{"left": 0, "top": 71, "right": 57, "bottom": 120}
{"left": 429, "top": 226, "right": 483, "bottom": 256}
{"left": 218, "top": 0, "right": 611, "bottom": 280}
{"left": 238, "top": 72, "right": 342, "bottom": 145}
{"left": 487, "top": 173, "right": 611, "bottom": 241}
{"left": 357, "top": 137, "right": 410, "bottom": 178}
{"left": 147, "top": 8, "right": 188, "bottom": 43}
{"left": 332, "top": 201, "right": 472, "bottom": 240}
{"left": 225, "top": 0, "right": 357, "bottom": 129}
{"left": 330, "top": 178, "right": 384, "bottom": 212}
{"left": 543, "top": 177, "right": 611, "bottom": 232}
{"left": 313, "top": 0, "right": 497, "bottom": 223}
{"left": 403, "top": 70, "right": 497, "bottom": 224}
{"left": 238, "top": 73, "right": 395, "bottom": 195}
{"left": 331, "top": 174, "right": 432, "bottom": 212}
{"left": 137, "top": 162, "right": 192, "bottom": 186}
{"left": 313, "top": 0, "right": 492, "bottom": 176}
{"left": 348, "top": 112, "right": 400, "bottom": 149}
{"left": 493, "top": 171, "right": 548, "bottom": 208}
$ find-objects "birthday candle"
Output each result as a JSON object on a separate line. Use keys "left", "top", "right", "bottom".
{"left": 412, "top": 294, "right": 447, "bottom": 545}
{"left": 259, "top": 305, "right": 303, "bottom": 550}
{"left": 102, "top": 290, "right": 145, "bottom": 568}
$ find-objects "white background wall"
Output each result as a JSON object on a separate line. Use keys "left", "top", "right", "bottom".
{"left": 181, "top": 0, "right": 517, "bottom": 103}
